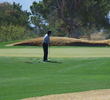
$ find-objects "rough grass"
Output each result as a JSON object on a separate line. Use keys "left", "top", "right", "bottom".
{"left": 7, "top": 37, "right": 110, "bottom": 47}
{"left": 0, "top": 57, "right": 110, "bottom": 100}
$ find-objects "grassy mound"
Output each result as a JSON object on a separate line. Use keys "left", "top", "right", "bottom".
{"left": 7, "top": 37, "right": 110, "bottom": 46}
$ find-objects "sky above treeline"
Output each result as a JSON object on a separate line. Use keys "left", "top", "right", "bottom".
{"left": 0, "top": 0, "right": 42, "bottom": 12}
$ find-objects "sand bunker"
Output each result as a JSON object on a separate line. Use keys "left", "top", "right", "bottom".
{"left": 22, "top": 89, "right": 110, "bottom": 100}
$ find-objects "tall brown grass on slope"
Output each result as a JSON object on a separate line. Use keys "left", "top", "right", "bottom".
{"left": 7, "top": 37, "right": 110, "bottom": 47}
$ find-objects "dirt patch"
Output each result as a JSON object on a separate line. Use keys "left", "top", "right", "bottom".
{"left": 22, "top": 89, "right": 110, "bottom": 100}
{"left": 7, "top": 37, "right": 110, "bottom": 47}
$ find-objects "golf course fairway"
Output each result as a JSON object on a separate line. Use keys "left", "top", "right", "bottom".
{"left": 0, "top": 47, "right": 110, "bottom": 57}
{"left": 0, "top": 47, "right": 110, "bottom": 100}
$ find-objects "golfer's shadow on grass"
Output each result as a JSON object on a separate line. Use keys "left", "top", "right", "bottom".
{"left": 45, "top": 60, "right": 62, "bottom": 64}
{"left": 25, "top": 59, "right": 62, "bottom": 64}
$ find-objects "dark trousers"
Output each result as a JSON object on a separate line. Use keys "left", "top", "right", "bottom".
{"left": 43, "top": 43, "right": 48, "bottom": 61}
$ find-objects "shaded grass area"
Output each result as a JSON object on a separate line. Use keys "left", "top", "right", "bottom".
{"left": 0, "top": 57, "right": 110, "bottom": 100}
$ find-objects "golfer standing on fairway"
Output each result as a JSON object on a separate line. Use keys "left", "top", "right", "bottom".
{"left": 43, "top": 31, "right": 51, "bottom": 61}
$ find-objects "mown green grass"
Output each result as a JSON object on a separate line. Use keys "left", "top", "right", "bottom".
{"left": 0, "top": 47, "right": 110, "bottom": 57}
{"left": 0, "top": 42, "right": 110, "bottom": 100}
{"left": 0, "top": 57, "right": 110, "bottom": 100}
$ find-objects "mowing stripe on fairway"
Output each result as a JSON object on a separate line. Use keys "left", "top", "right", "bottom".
{"left": 0, "top": 47, "right": 110, "bottom": 57}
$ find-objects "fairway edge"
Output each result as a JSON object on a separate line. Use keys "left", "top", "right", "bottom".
{"left": 21, "top": 89, "right": 110, "bottom": 100}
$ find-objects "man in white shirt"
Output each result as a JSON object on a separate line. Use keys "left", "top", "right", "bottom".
{"left": 42, "top": 31, "right": 51, "bottom": 61}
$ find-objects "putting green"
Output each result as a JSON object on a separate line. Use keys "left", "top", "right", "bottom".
{"left": 0, "top": 47, "right": 110, "bottom": 57}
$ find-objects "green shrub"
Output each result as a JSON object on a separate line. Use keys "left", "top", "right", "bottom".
{"left": 0, "top": 25, "right": 28, "bottom": 41}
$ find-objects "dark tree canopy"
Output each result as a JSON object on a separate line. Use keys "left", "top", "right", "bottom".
{"left": 30, "top": 0, "right": 110, "bottom": 37}
{"left": 0, "top": 2, "right": 35, "bottom": 42}
{"left": 0, "top": 2, "right": 30, "bottom": 27}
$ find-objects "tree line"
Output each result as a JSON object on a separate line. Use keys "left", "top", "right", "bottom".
{"left": 0, "top": 0, "right": 110, "bottom": 41}
{"left": 30, "top": 0, "right": 110, "bottom": 39}
{"left": 0, "top": 2, "right": 35, "bottom": 41}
